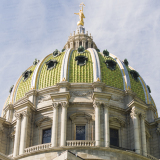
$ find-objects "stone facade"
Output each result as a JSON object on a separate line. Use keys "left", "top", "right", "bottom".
{"left": 0, "top": 82, "right": 160, "bottom": 160}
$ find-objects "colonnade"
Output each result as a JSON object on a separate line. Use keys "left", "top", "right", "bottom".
{"left": 13, "top": 102, "right": 147, "bottom": 157}
{"left": 130, "top": 106, "right": 147, "bottom": 156}
{"left": 13, "top": 111, "right": 29, "bottom": 157}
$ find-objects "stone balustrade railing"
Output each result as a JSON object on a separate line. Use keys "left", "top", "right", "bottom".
{"left": 25, "top": 143, "right": 52, "bottom": 153}
{"left": 147, "top": 154, "right": 159, "bottom": 160}
{"left": 66, "top": 140, "right": 95, "bottom": 147}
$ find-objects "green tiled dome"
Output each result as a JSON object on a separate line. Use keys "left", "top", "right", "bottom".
{"left": 3, "top": 49, "right": 155, "bottom": 107}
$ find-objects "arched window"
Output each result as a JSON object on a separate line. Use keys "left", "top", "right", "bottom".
{"left": 110, "top": 128, "right": 119, "bottom": 147}
{"left": 42, "top": 128, "right": 51, "bottom": 144}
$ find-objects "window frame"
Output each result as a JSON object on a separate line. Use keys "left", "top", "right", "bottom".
{"left": 42, "top": 128, "right": 52, "bottom": 144}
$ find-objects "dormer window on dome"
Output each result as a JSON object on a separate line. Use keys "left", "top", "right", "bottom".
{"left": 22, "top": 70, "right": 32, "bottom": 81}
{"left": 45, "top": 60, "right": 58, "bottom": 70}
{"left": 130, "top": 70, "right": 139, "bottom": 81}
{"left": 105, "top": 60, "right": 117, "bottom": 71}
{"left": 75, "top": 55, "right": 88, "bottom": 66}
{"left": 53, "top": 49, "right": 60, "bottom": 57}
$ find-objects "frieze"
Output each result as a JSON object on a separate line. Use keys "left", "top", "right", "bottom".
{"left": 38, "top": 95, "right": 52, "bottom": 103}
{"left": 70, "top": 90, "right": 93, "bottom": 97}
{"left": 110, "top": 95, "right": 124, "bottom": 103}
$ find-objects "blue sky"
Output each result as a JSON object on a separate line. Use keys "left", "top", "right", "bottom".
{"left": 0, "top": 0, "right": 160, "bottom": 115}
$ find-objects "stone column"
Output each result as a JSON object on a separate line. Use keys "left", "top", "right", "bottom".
{"left": 130, "top": 107, "right": 140, "bottom": 154}
{"left": 141, "top": 114, "right": 147, "bottom": 156}
{"left": 104, "top": 104, "right": 110, "bottom": 147}
{"left": 60, "top": 102, "right": 68, "bottom": 146}
{"left": 51, "top": 103, "right": 58, "bottom": 147}
{"left": 19, "top": 111, "right": 29, "bottom": 155}
{"left": 13, "top": 113, "right": 21, "bottom": 157}
{"left": 94, "top": 102, "right": 101, "bottom": 146}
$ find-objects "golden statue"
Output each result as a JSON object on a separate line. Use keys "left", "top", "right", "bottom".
{"left": 74, "top": 2, "right": 85, "bottom": 26}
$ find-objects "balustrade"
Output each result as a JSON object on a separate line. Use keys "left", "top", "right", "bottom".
{"left": 66, "top": 140, "right": 95, "bottom": 147}
{"left": 25, "top": 143, "right": 52, "bottom": 153}
{"left": 147, "top": 154, "right": 159, "bottom": 160}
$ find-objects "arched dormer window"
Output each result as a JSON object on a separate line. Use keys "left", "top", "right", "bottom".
{"left": 75, "top": 55, "right": 88, "bottom": 66}
{"left": 105, "top": 60, "right": 117, "bottom": 71}
{"left": 22, "top": 70, "right": 32, "bottom": 81}
{"left": 45, "top": 60, "right": 58, "bottom": 70}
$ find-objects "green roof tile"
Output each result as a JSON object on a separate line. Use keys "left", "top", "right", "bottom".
{"left": 98, "top": 53, "right": 123, "bottom": 90}
{"left": 69, "top": 50, "right": 93, "bottom": 83}
{"left": 37, "top": 52, "right": 65, "bottom": 89}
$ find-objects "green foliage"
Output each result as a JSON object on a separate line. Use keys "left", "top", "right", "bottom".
{"left": 98, "top": 53, "right": 123, "bottom": 90}
{"left": 124, "top": 59, "right": 129, "bottom": 66}
{"left": 147, "top": 85, "right": 151, "bottom": 93}
{"left": 62, "top": 48, "right": 65, "bottom": 52}
{"left": 96, "top": 48, "right": 100, "bottom": 52}
{"left": 78, "top": 46, "right": 85, "bottom": 53}
{"left": 103, "top": 49, "right": 109, "bottom": 57}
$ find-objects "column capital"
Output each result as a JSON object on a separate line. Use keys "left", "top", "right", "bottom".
{"left": 22, "top": 110, "right": 29, "bottom": 117}
{"left": 103, "top": 102, "right": 110, "bottom": 108}
{"left": 61, "top": 101, "right": 69, "bottom": 108}
{"left": 93, "top": 101, "right": 101, "bottom": 109}
{"left": 141, "top": 113, "right": 146, "bottom": 120}
{"left": 15, "top": 112, "right": 22, "bottom": 120}
{"left": 52, "top": 102, "right": 59, "bottom": 109}
{"left": 130, "top": 106, "right": 139, "bottom": 119}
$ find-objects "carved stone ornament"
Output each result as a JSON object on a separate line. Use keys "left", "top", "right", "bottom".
{"left": 35, "top": 116, "right": 52, "bottom": 127}
{"left": 22, "top": 111, "right": 29, "bottom": 117}
{"left": 52, "top": 102, "right": 59, "bottom": 109}
{"left": 130, "top": 106, "right": 139, "bottom": 119}
{"left": 15, "top": 112, "right": 21, "bottom": 120}
{"left": 70, "top": 90, "right": 93, "bottom": 97}
{"left": 93, "top": 101, "right": 102, "bottom": 108}
{"left": 61, "top": 101, "right": 68, "bottom": 108}
{"left": 38, "top": 95, "right": 52, "bottom": 103}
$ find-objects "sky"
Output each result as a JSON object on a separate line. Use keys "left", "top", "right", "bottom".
{"left": 0, "top": 0, "right": 160, "bottom": 116}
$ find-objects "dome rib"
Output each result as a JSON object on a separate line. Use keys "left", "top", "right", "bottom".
{"left": 60, "top": 48, "right": 74, "bottom": 81}
{"left": 87, "top": 48, "right": 101, "bottom": 81}
{"left": 110, "top": 53, "right": 130, "bottom": 90}
{"left": 128, "top": 65, "right": 148, "bottom": 103}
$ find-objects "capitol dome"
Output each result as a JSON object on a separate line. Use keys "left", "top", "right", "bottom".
{"left": 0, "top": 3, "right": 160, "bottom": 160}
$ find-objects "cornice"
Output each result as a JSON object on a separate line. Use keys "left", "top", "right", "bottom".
{"left": 92, "top": 92, "right": 112, "bottom": 102}
{"left": 50, "top": 91, "right": 70, "bottom": 102}
{"left": 25, "top": 89, "right": 38, "bottom": 97}
{"left": 37, "top": 85, "right": 58, "bottom": 95}
{"left": 3, "top": 104, "right": 14, "bottom": 112}
{"left": 127, "top": 99, "right": 148, "bottom": 110}
{"left": 14, "top": 98, "right": 35, "bottom": 112}
{"left": 56, "top": 81, "right": 71, "bottom": 90}
{"left": 92, "top": 82, "right": 105, "bottom": 90}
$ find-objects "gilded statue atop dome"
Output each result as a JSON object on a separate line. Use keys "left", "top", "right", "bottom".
{"left": 74, "top": 2, "right": 85, "bottom": 26}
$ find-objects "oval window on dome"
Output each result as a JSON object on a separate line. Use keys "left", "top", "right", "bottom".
{"left": 105, "top": 60, "right": 117, "bottom": 70}
{"left": 45, "top": 59, "right": 58, "bottom": 70}
{"left": 75, "top": 55, "right": 88, "bottom": 66}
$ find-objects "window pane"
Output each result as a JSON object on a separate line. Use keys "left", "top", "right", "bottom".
{"left": 76, "top": 126, "right": 85, "bottom": 140}
{"left": 42, "top": 128, "right": 51, "bottom": 144}
{"left": 110, "top": 128, "right": 119, "bottom": 147}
